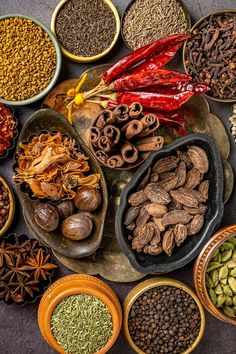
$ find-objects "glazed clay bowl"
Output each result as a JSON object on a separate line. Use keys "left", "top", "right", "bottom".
{"left": 13, "top": 109, "right": 108, "bottom": 259}
{"left": 51, "top": 0, "right": 120, "bottom": 63}
{"left": 123, "top": 277, "right": 205, "bottom": 354}
{"left": 115, "top": 133, "right": 224, "bottom": 274}
{"left": 183, "top": 10, "right": 236, "bottom": 103}
{"left": 38, "top": 274, "right": 122, "bottom": 353}
{"left": 0, "top": 176, "right": 15, "bottom": 237}
{"left": 194, "top": 224, "right": 236, "bottom": 326}
{"left": 0, "top": 14, "right": 62, "bottom": 106}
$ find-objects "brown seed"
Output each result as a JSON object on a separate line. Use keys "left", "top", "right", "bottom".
{"left": 124, "top": 206, "right": 141, "bottom": 225}
{"left": 198, "top": 180, "right": 209, "bottom": 201}
{"left": 144, "top": 183, "right": 171, "bottom": 204}
{"left": 144, "top": 203, "right": 168, "bottom": 217}
{"left": 159, "top": 175, "right": 179, "bottom": 192}
{"left": 136, "top": 204, "right": 150, "bottom": 227}
{"left": 152, "top": 156, "right": 178, "bottom": 173}
{"left": 174, "top": 224, "right": 188, "bottom": 246}
{"left": 162, "top": 210, "right": 192, "bottom": 226}
{"left": 185, "top": 168, "right": 202, "bottom": 189}
{"left": 162, "top": 229, "right": 175, "bottom": 256}
{"left": 153, "top": 217, "right": 166, "bottom": 232}
{"left": 177, "top": 150, "right": 193, "bottom": 168}
{"left": 128, "top": 190, "right": 148, "bottom": 206}
{"left": 187, "top": 145, "right": 209, "bottom": 173}
{"left": 175, "top": 161, "right": 186, "bottom": 187}
{"left": 183, "top": 204, "right": 207, "bottom": 215}
{"left": 150, "top": 172, "right": 159, "bottom": 183}
{"left": 188, "top": 214, "right": 204, "bottom": 235}
{"left": 169, "top": 198, "right": 183, "bottom": 211}
{"left": 159, "top": 172, "right": 176, "bottom": 182}
{"left": 148, "top": 222, "right": 161, "bottom": 246}
{"left": 170, "top": 188, "right": 199, "bottom": 207}
{"left": 132, "top": 237, "right": 144, "bottom": 251}
{"left": 136, "top": 224, "right": 154, "bottom": 245}
{"left": 143, "top": 244, "right": 163, "bottom": 256}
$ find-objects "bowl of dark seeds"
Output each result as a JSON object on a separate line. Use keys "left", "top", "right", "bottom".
{"left": 51, "top": 0, "right": 120, "bottom": 63}
{"left": 183, "top": 10, "right": 236, "bottom": 102}
{"left": 124, "top": 277, "right": 205, "bottom": 354}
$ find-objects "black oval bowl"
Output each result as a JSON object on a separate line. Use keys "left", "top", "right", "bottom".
{"left": 115, "top": 133, "right": 224, "bottom": 274}
{"left": 0, "top": 105, "right": 19, "bottom": 161}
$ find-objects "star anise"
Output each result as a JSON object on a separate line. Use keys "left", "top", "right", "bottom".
{"left": 25, "top": 249, "right": 57, "bottom": 280}
{"left": 11, "top": 278, "right": 39, "bottom": 302}
{"left": 1, "top": 254, "right": 31, "bottom": 283}
{"left": 0, "top": 241, "right": 16, "bottom": 267}
{"left": 0, "top": 282, "right": 14, "bottom": 302}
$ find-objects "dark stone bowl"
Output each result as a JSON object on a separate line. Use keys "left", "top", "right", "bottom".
{"left": 115, "top": 133, "right": 224, "bottom": 274}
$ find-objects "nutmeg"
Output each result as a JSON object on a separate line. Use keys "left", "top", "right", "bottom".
{"left": 34, "top": 203, "right": 59, "bottom": 232}
{"left": 74, "top": 187, "right": 102, "bottom": 212}
{"left": 56, "top": 200, "right": 76, "bottom": 219}
{"left": 61, "top": 213, "right": 93, "bottom": 240}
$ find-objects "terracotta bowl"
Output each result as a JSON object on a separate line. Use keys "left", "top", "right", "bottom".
{"left": 38, "top": 274, "right": 122, "bottom": 353}
{"left": 193, "top": 224, "right": 236, "bottom": 326}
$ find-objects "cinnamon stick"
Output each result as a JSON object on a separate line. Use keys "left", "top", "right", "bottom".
{"left": 96, "top": 109, "right": 114, "bottom": 129}
{"left": 129, "top": 102, "right": 142, "bottom": 119}
{"left": 103, "top": 125, "right": 120, "bottom": 144}
{"left": 136, "top": 116, "right": 160, "bottom": 137}
{"left": 95, "top": 150, "right": 108, "bottom": 164}
{"left": 107, "top": 154, "right": 125, "bottom": 168}
{"left": 112, "top": 104, "right": 129, "bottom": 123}
{"left": 140, "top": 113, "right": 158, "bottom": 128}
{"left": 90, "top": 126, "right": 101, "bottom": 147}
{"left": 135, "top": 136, "right": 164, "bottom": 151}
{"left": 120, "top": 141, "right": 138, "bottom": 163}
{"left": 98, "top": 136, "right": 114, "bottom": 152}
{"left": 121, "top": 120, "right": 143, "bottom": 139}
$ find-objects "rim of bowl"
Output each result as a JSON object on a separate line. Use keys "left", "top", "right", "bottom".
{"left": 0, "top": 176, "right": 15, "bottom": 237}
{"left": 38, "top": 274, "right": 122, "bottom": 354}
{"left": 182, "top": 9, "right": 236, "bottom": 103}
{"left": 51, "top": 0, "right": 121, "bottom": 63}
{"left": 194, "top": 225, "right": 236, "bottom": 325}
{"left": 0, "top": 14, "right": 62, "bottom": 106}
{"left": 121, "top": 0, "right": 191, "bottom": 52}
{"left": 123, "top": 277, "right": 205, "bottom": 354}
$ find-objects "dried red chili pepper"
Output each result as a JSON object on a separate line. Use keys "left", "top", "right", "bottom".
{"left": 110, "top": 69, "right": 192, "bottom": 91}
{"left": 0, "top": 104, "right": 16, "bottom": 157}
{"left": 139, "top": 83, "right": 210, "bottom": 95}
{"left": 102, "top": 34, "right": 191, "bottom": 84}
{"left": 143, "top": 110, "right": 187, "bottom": 136}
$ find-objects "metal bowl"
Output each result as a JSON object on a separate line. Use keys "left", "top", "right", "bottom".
{"left": 183, "top": 10, "right": 236, "bottom": 103}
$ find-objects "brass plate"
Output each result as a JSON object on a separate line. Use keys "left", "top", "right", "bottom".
{"left": 43, "top": 65, "right": 234, "bottom": 282}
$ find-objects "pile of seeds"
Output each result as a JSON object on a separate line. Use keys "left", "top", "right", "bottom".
{"left": 122, "top": 0, "right": 189, "bottom": 50}
{"left": 128, "top": 286, "right": 201, "bottom": 354}
{"left": 125, "top": 145, "right": 209, "bottom": 256}
{"left": 0, "top": 181, "right": 10, "bottom": 230}
{"left": 0, "top": 17, "right": 56, "bottom": 101}
{"left": 51, "top": 294, "right": 113, "bottom": 354}
{"left": 185, "top": 13, "right": 236, "bottom": 100}
{"left": 55, "top": 0, "right": 117, "bottom": 57}
{"left": 206, "top": 237, "right": 236, "bottom": 318}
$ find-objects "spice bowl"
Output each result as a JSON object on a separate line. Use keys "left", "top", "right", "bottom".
{"left": 0, "top": 176, "right": 15, "bottom": 237}
{"left": 123, "top": 277, "right": 205, "bottom": 354}
{"left": 38, "top": 274, "right": 122, "bottom": 353}
{"left": 194, "top": 224, "right": 236, "bottom": 326}
{"left": 51, "top": 0, "right": 120, "bottom": 63}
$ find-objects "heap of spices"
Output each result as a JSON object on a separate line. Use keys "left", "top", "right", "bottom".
{"left": 128, "top": 286, "right": 201, "bottom": 354}
{"left": 0, "top": 17, "right": 56, "bottom": 101}
{"left": 51, "top": 294, "right": 113, "bottom": 354}
{"left": 122, "top": 0, "right": 189, "bottom": 50}
{"left": 0, "top": 180, "right": 10, "bottom": 231}
{"left": 0, "top": 235, "right": 57, "bottom": 304}
{"left": 0, "top": 104, "right": 16, "bottom": 157}
{"left": 55, "top": 0, "right": 117, "bottom": 57}
{"left": 185, "top": 13, "right": 236, "bottom": 100}
{"left": 125, "top": 145, "right": 209, "bottom": 256}
{"left": 206, "top": 237, "right": 236, "bottom": 318}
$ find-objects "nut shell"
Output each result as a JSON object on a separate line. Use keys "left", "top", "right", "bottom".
{"left": 74, "top": 187, "right": 102, "bottom": 212}
{"left": 34, "top": 203, "right": 59, "bottom": 232}
{"left": 61, "top": 213, "right": 93, "bottom": 240}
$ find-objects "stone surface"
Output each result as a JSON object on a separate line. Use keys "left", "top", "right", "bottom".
{"left": 0, "top": 0, "right": 236, "bottom": 353}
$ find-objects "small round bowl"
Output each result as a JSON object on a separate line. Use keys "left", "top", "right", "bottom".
{"left": 0, "top": 14, "right": 62, "bottom": 106}
{"left": 121, "top": 0, "right": 191, "bottom": 51}
{"left": 38, "top": 274, "right": 122, "bottom": 353}
{"left": 194, "top": 224, "right": 236, "bottom": 326}
{"left": 0, "top": 104, "right": 18, "bottom": 161}
{"left": 51, "top": 0, "right": 120, "bottom": 63}
{"left": 123, "top": 277, "right": 205, "bottom": 354}
{"left": 183, "top": 10, "right": 236, "bottom": 103}
{"left": 0, "top": 176, "right": 15, "bottom": 237}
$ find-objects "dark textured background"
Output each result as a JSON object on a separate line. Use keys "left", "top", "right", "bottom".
{"left": 1, "top": 0, "right": 236, "bottom": 353}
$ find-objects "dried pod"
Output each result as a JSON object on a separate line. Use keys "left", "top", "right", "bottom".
{"left": 162, "top": 210, "right": 192, "bottom": 226}
{"left": 35, "top": 203, "right": 59, "bottom": 232}
{"left": 143, "top": 244, "right": 163, "bottom": 256}
{"left": 159, "top": 175, "right": 179, "bottom": 192}
{"left": 199, "top": 180, "right": 209, "bottom": 201}
{"left": 170, "top": 188, "right": 199, "bottom": 208}
{"left": 169, "top": 199, "right": 182, "bottom": 211}
{"left": 175, "top": 161, "right": 186, "bottom": 187}
{"left": 176, "top": 149, "right": 193, "bottom": 168}
{"left": 185, "top": 168, "right": 202, "bottom": 189}
{"left": 187, "top": 145, "right": 209, "bottom": 173}
{"left": 61, "top": 213, "right": 93, "bottom": 240}
{"left": 137, "top": 168, "right": 151, "bottom": 190}
{"left": 126, "top": 222, "right": 136, "bottom": 231}
{"left": 124, "top": 206, "right": 140, "bottom": 225}
{"left": 136, "top": 224, "right": 154, "bottom": 246}
{"left": 74, "top": 187, "right": 102, "bottom": 212}
{"left": 150, "top": 172, "right": 159, "bottom": 183}
{"left": 188, "top": 214, "right": 204, "bottom": 235}
{"left": 174, "top": 224, "right": 188, "bottom": 246}
{"left": 144, "top": 203, "right": 168, "bottom": 217}
{"left": 148, "top": 222, "right": 161, "bottom": 246}
{"left": 144, "top": 183, "right": 171, "bottom": 205}
{"left": 183, "top": 204, "right": 207, "bottom": 215}
{"left": 159, "top": 172, "right": 176, "bottom": 182}
{"left": 162, "top": 229, "right": 175, "bottom": 256}
{"left": 132, "top": 237, "right": 144, "bottom": 251}
{"left": 153, "top": 156, "right": 178, "bottom": 173}
{"left": 128, "top": 190, "right": 148, "bottom": 206}
{"left": 136, "top": 204, "right": 150, "bottom": 228}
{"left": 57, "top": 200, "right": 76, "bottom": 219}
{"left": 153, "top": 217, "right": 165, "bottom": 232}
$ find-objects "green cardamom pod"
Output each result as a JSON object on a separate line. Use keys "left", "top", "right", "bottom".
{"left": 219, "top": 265, "right": 228, "bottom": 279}
{"left": 233, "top": 306, "right": 236, "bottom": 314}
{"left": 207, "top": 262, "right": 222, "bottom": 272}
{"left": 217, "top": 294, "right": 226, "bottom": 307}
{"left": 222, "top": 242, "right": 235, "bottom": 251}
{"left": 206, "top": 274, "right": 214, "bottom": 289}
{"left": 220, "top": 278, "right": 228, "bottom": 286}
{"left": 223, "top": 306, "right": 235, "bottom": 318}
{"left": 223, "top": 285, "right": 233, "bottom": 296}
{"left": 228, "top": 238, "right": 236, "bottom": 247}
{"left": 209, "top": 289, "right": 217, "bottom": 305}
{"left": 215, "top": 284, "right": 223, "bottom": 295}
{"left": 210, "top": 270, "right": 219, "bottom": 286}
{"left": 230, "top": 267, "right": 236, "bottom": 277}
{"left": 222, "top": 250, "right": 233, "bottom": 262}
{"left": 226, "top": 260, "right": 236, "bottom": 268}
{"left": 212, "top": 249, "right": 219, "bottom": 259}
{"left": 232, "top": 250, "right": 236, "bottom": 260}
{"left": 233, "top": 296, "right": 236, "bottom": 306}
{"left": 228, "top": 277, "right": 236, "bottom": 293}
{"left": 216, "top": 254, "right": 222, "bottom": 263}
{"left": 225, "top": 296, "right": 233, "bottom": 306}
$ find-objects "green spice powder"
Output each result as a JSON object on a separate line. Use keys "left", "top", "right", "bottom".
{"left": 51, "top": 294, "right": 113, "bottom": 354}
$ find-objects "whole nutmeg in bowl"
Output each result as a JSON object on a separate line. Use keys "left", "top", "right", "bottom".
{"left": 34, "top": 203, "right": 60, "bottom": 232}
{"left": 56, "top": 200, "right": 76, "bottom": 219}
{"left": 74, "top": 187, "right": 102, "bottom": 212}
{"left": 61, "top": 213, "right": 93, "bottom": 240}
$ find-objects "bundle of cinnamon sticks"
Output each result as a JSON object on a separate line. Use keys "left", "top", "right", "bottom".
{"left": 90, "top": 102, "right": 164, "bottom": 168}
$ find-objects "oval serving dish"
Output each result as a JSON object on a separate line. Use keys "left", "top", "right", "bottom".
{"left": 51, "top": 0, "right": 120, "bottom": 63}
{"left": 13, "top": 109, "right": 108, "bottom": 259}
{"left": 123, "top": 277, "right": 205, "bottom": 354}
{"left": 38, "top": 274, "right": 122, "bottom": 353}
{"left": 0, "top": 105, "right": 19, "bottom": 161}
{"left": 0, "top": 176, "right": 15, "bottom": 237}
{"left": 0, "top": 14, "right": 62, "bottom": 106}
{"left": 115, "top": 133, "right": 224, "bottom": 274}
{"left": 194, "top": 224, "right": 236, "bottom": 326}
